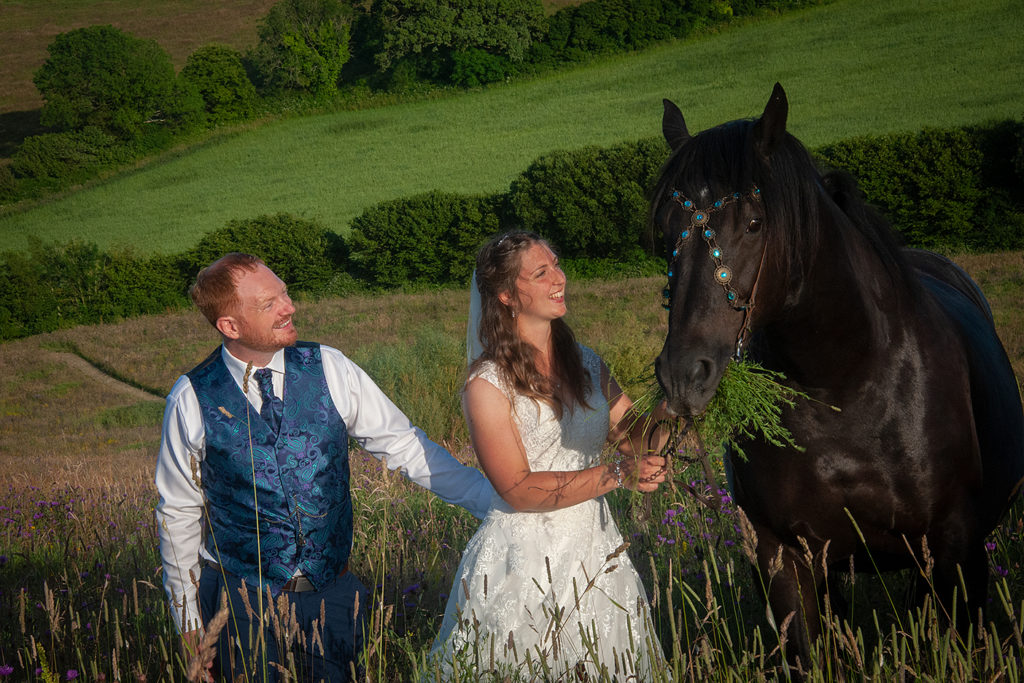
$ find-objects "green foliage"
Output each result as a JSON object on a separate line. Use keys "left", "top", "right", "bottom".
{"left": 816, "top": 128, "right": 987, "bottom": 251}
{"left": 249, "top": 0, "right": 353, "bottom": 95}
{"left": 560, "top": 251, "right": 664, "bottom": 281}
{"left": 0, "top": 164, "right": 19, "bottom": 202}
{"left": 530, "top": 0, "right": 825, "bottom": 68}
{"left": 449, "top": 47, "right": 513, "bottom": 87}
{"left": 507, "top": 137, "right": 669, "bottom": 259}
{"left": 185, "top": 213, "right": 346, "bottom": 294}
{"left": 370, "top": 0, "right": 545, "bottom": 77}
{"left": 33, "top": 25, "right": 183, "bottom": 137}
{"left": 182, "top": 44, "right": 257, "bottom": 124}
{"left": 10, "top": 127, "right": 136, "bottom": 188}
{"left": 348, "top": 191, "right": 501, "bottom": 288}
{"left": 694, "top": 360, "right": 809, "bottom": 458}
{"left": 0, "top": 240, "right": 189, "bottom": 340}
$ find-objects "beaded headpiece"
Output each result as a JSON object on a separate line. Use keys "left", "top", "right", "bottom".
{"left": 662, "top": 186, "right": 762, "bottom": 310}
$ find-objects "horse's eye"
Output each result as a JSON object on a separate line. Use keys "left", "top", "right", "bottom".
{"left": 747, "top": 218, "right": 763, "bottom": 233}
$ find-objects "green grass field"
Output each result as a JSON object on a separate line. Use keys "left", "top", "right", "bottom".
{"left": 1, "top": 0, "right": 1021, "bottom": 254}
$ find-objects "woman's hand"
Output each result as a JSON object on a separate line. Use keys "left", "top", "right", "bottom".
{"left": 615, "top": 453, "right": 668, "bottom": 492}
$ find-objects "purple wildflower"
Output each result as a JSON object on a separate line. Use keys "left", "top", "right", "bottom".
{"left": 67, "top": 670, "right": 79, "bottom": 681}
{"left": 0, "top": 665, "right": 15, "bottom": 676}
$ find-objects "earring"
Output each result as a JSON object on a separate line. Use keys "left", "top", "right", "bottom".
{"left": 511, "top": 309, "right": 517, "bottom": 319}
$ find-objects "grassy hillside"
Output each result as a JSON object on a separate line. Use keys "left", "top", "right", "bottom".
{"left": 1, "top": 0, "right": 1021, "bottom": 253}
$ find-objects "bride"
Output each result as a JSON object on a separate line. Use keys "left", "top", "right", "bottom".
{"left": 427, "top": 231, "right": 671, "bottom": 680}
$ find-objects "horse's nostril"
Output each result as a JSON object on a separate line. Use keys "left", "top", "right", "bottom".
{"left": 687, "top": 358, "right": 715, "bottom": 389}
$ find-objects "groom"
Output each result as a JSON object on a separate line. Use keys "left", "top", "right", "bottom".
{"left": 155, "top": 253, "right": 495, "bottom": 681}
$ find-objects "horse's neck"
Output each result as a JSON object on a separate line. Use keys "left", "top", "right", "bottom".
{"left": 763, "top": 217, "right": 914, "bottom": 389}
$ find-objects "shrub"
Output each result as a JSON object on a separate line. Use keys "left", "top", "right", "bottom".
{"left": 185, "top": 213, "right": 346, "bottom": 294}
{"left": 11, "top": 127, "right": 136, "bottom": 184}
{"left": 33, "top": 25, "right": 183, "bottom": 137}
{"left": 370, "top": 0, "right": 545, "bottom": 83}
{"left": 449, "top": 48, "right": 513, "bottom": 87}
{"left": 816, "top": 128, "right": 986, "bottom": 251}
{"left": 348, "top": 191, "right": 502, "bottom": 288}
{"left": 507, "top": 137, "right": 669, "bottom": 260}
{"left": 182, "top": 44, "right": 257, "bottom": 125}
{"left": 249, "top": 0, "right": 353, "bottom": 95}
{"left": 0, "top": 247, "right": 59, "bottom": 339}
{"left": 0, "top": 240, "right": 189, "bottom": 340}
{"left": 0, "top": 164, "right": 17, "bottom": 202}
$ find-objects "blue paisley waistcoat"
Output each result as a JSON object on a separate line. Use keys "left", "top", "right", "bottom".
{"left": 188, "top": 342, "right": 351, "bottom": 595}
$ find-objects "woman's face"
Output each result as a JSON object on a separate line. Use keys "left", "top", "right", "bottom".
{"left": 508, "top": 242, "right": 567, "bottom": 322}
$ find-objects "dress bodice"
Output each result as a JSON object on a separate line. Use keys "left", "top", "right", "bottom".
{"left": 469, "top": 344, "right": 609, "bottom": 474}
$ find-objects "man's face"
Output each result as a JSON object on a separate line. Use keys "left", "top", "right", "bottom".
{"left": 228, "top": 264, "right": 298, "bottom": 354}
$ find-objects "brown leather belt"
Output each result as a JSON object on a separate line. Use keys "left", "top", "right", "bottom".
{"left": 205, "top": 561, "right": 348, "bottom": 593}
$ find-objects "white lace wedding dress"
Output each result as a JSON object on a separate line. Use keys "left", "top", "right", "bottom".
{"left": 427, "top": 345, "right": 665, "bottom": 681}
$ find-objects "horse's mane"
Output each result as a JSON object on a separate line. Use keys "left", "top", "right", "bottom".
{"left": 652, "top": 119, "right": 912, "bottom": 293}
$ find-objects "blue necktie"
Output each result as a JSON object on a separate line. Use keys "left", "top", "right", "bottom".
{"left": 255, "top": 368, "right": 283, "bottom": 435}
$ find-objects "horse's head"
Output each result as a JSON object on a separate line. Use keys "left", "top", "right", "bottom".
{"left": 653, "top": 83, "right": 817, "bottom": 417}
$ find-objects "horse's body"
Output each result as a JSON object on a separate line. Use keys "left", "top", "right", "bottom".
{"left": 653, "top": 84, "right": 1024, "bottom": 665}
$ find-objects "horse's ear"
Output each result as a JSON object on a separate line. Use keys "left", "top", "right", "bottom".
{"left": 753, "top": 82, "right": 788, "bottom": 160}
{"left": 662, "top": 99, "right": 690, "bottom": 151}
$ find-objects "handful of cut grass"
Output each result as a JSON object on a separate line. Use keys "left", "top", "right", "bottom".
{"left": 694, "top": 360, "right": 808, "bottom": 459}
{"left": 633, "top": 359, "right": 811, "bottom": 460}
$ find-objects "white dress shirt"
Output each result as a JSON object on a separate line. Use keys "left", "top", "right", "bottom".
{"left": 155, "top": 344, "right": 495, "bottom": 631}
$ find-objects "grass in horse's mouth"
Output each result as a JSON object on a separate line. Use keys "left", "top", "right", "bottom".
{"left": 633, "top": 359, "right": 825, "bottom": 462}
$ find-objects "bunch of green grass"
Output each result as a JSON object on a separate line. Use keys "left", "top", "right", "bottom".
{"left": 633, "top": 357, "right": 810, "bottom": 461}
{"left": 694, "top": 359, "right": 811, "bottom": 458}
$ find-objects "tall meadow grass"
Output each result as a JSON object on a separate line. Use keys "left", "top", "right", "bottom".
{"left": 1, "top": 260, "right": 1023, "bottom": 679}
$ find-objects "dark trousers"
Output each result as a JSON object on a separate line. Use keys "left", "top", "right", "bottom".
{"left": 199, "top": 563, "right": 369, "bottom": 683}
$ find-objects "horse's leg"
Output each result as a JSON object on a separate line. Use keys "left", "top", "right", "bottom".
{"left": 755, "top": 531, "right": 825, "bottom": 675}
{"left": 920, "top": 519, "right": 989, "bottom": 635}
{"left": 929, "top": 537, "right": 989, "bottom": 634}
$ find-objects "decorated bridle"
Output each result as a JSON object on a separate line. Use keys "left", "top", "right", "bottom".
{"left": 661, "top": 185, "right": 768, "bottom": 359}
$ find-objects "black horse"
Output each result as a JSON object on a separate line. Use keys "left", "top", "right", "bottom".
{"left": 653, "top": 83, "right": 1024, "bottom": 666}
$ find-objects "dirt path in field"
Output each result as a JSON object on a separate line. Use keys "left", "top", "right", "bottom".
{"left": 46, "top": 350, "right": 164, "bottom": 403}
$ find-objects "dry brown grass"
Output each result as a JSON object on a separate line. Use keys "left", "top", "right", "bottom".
{"left": 0, "top": 0, "right": 278, "bottom": 115}
{"left": 0, "top": 336, "right": 161, "bottom": 487}
{"left": 953, "top": 251, "right": 1024, "bottom": 378}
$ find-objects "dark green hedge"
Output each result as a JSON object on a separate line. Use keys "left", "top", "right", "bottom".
{"left": 816, "top": 124, "right": 1024, "bottom": 251}
{"left": 185, "top": 213, "right": 347, "bottom": 292}
{"left": 2, "top": 118, "right": 1021, "bottom": 341}
{"left": 0, "top": 241, "right": 188, "bottom": 340}
{"left": 508, "top": 138, "right": 668, "bottom": 259}
{"left": 0, "top": 214, "right": 346, "bottom": 340}
{"left": 348, "top": 191, "right": 502, "bottom": 288}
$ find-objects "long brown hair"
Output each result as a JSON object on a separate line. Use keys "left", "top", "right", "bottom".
{"left": 471, "top": 231, "right": 590, "bottom": 417}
